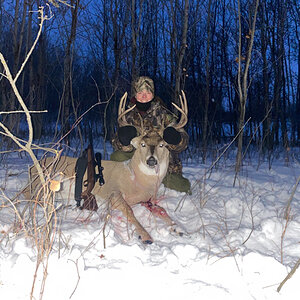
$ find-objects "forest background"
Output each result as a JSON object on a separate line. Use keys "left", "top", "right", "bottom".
{"left": 0, "top": 0, "right": 299, "bottom": 162}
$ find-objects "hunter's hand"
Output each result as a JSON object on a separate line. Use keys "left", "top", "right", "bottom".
{"left": 163, "top": 126, "right": 181, "bottom": 145}
{"left": 118, "top": 125, "right": 137, "bottom": 146}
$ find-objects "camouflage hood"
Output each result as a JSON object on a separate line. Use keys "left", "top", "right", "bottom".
{"left": 132, "top": 76, "right": 155, "bottom": 96}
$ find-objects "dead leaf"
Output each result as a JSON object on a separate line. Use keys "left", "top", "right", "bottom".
{"left": 50, "top": 180, "right": 61, "bottom": 192}
{"left": 235, "top": 56, "right": 246, "bottom": 63}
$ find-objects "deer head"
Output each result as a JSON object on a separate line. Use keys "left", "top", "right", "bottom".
{"left": 130, "top": 130, "right": 169, "bottom": 178}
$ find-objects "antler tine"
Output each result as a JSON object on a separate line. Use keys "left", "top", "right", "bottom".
{"left": 181, "top": 90, "right": 188, "bottom": 115}
{"left": 137, "top": 113, "right": 144, "bottom": 135}
{"left": 117, "top": 92, "right": 136, "bottom": 126}
{"left": 118, "top": 92, "right": 127, "bottom": 117}
{"left": 171, "top": 90, "right": 188, "bottom": 130}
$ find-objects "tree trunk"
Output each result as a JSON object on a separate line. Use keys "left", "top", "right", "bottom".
{"left": 260, "top": 0, "right": 273, "bottom": 153}
{"left": 26, "top": 1, "right": 37, "bottom": 139}
{"left": 234, "top": 0, "right": 260, "bottom": 182}
{"left": 202, "top": 0, "right": 212, "bottom": 162}
{"left": 174, "top": 0, "right": 189, "bottom": 103}
{"left": 107, "top": 0, "right": 129, "bottom": 140}
{"left": 6, "top": 0, "right": 27, "bottom": 141}
{"left": 277, "top": 1, "right": 289, "bottom": 149}
{"left": 296, "top": 38, "right": 300, "bottom": 144}
{"left": 59, "top": 0, "right": 79, "bottom": 145}
{"left": 131, "top": 0, "right": 137, "bottom": 83}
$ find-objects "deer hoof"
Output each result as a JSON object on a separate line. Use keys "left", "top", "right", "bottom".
{"left": 143, "top": 239, "right": 153, "bottom": 245}
{"left": 171, "top": 226, "right": 185, "bottom": 237}
{"left": 138, "top": 235, "right": 153, "bottom": 244}
{"left": 173, "top": 229, "right": 184, "bottom": 236}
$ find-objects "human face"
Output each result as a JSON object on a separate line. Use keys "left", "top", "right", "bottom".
{"left": 136, "top": 89, "right": 154, "bottom": 103}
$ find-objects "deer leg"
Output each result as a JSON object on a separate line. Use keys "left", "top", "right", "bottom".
{"left": 110, "top": 193, "right": 153, "bottom": 244}
{"left": 141, "top": 200, "right": 184, "bottom": 236}
{"left": 141, "top": 201, "right": 175, "bottom": 226}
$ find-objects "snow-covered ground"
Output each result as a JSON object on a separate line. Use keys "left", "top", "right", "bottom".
{"left": 0, "top": 148, "right": 300, "bottom": 300}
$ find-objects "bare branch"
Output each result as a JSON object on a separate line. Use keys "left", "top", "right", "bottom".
{"left": 0, "top": 110, "right": 48, "bottom": 115}
{"left": 0, "top": 6, "right": 51, "bottom": 185}
{"left": 14, "top": 6, "right": 52, "bottom": 83}
{"left": 277, "top": 258, "right": 300, "bottom": 292}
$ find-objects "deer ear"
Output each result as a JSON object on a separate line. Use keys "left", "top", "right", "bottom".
{"left": 130, "top": 136, "right": 140, "bottom": 149}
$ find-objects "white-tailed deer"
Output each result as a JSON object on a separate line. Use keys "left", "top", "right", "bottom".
{"left": 25, "top": 91, "right": 188, "bottom": 244}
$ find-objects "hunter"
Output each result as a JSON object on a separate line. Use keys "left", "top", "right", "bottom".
{"left": 111, "top": 76, "right": 191, "bottom": 194}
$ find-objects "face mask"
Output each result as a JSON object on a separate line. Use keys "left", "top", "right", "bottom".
{"left": 136, "top": 99, "right": 153, "bottom": 112}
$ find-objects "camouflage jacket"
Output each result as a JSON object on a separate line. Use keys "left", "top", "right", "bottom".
{"left": 112, "top": 96, "right": 189, "bottom": 154}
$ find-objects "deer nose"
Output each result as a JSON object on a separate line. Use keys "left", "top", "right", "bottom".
{"left": 147, "top": 156, "right": 157, "bottom": 167}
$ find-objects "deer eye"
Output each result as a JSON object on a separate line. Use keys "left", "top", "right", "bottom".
{"left": 141, "top": 143, "right": 146, "bottom": 147}
{"left": 159, "top": 143, "right": 164, "bottom": 148}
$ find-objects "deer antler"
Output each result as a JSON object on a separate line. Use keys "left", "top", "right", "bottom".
{"left": 171, "top": 90, "right": 188, "bottom": 130}
{"left": 118, "top": 92, "right": 136, "bottom": 127}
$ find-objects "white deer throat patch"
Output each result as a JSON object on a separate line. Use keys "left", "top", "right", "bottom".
{"left": 138, "top": 161, "right": 168, "bottom": 178}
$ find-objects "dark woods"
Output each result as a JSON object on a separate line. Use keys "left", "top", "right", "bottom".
{"left": 0, "top": 0, "right": 299, "bottom": 156}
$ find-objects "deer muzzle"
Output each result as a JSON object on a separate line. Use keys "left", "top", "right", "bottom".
{"left": 146, "top": 155, "right": 157, "bottom": 168}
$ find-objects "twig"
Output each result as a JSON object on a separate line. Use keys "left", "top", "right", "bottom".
{"left": 54, "top": 100, "right": 109, "bottom": 147}
{"left": 277, "top": 258, "right": 300, "bottom": 292}
{"left": 0, "top": 110, "right": 48, "bottom": 114}
{"left": 0, "top": 189, "right": 26, "bottom": 230}
{"left": 68, "top": 259, "right": 81, "bottom": 299}
{"left": 14, "top": 6, "right": 52, "bottom": 83}
{"left": 175, "top": 117, "right": 251, "bottom": 212}
{"left": 0, "top": 7, "right": 59, "bottom": 300}
{"left": 0, "top": 131, "right": 57, "bottom": 154}
{"left": 284, "top": 175, "right": 300, "bottom": 219}
{"left": 280, "top": 213, "right": 290, "bottom": 264}
{"left": 0, "top": 7, "right": 49, "bottom": 186}
{"left": 241, "top": 190, "right": 256, "bottom": 245}
{"left": 103, "top": 213, "right": 111, "bottom": 249}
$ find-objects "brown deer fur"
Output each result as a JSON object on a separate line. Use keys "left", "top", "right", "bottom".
{"left": 25, "top": 131, "right": 178, "bottom": 244}
{"left": 25, "top": 91, "right": 188, "bottom": 244}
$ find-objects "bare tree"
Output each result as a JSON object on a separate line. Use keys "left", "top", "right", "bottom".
{"left": 130, "top": 0, "right": 144, "bottom": 83}
{"left": 108, "top": 0, "right": 129, "bottom": 139}
{"left": 32, "top": 2, "right": 47, "bottom": 140}
{"left": 202, "top": 0, "right": 212, "bottom": 162}
{"left": 174, "top": 0, "right": 189, "bottom": 103}
{"left": 0, "top": 6, "right": 52, "bottom": 184}
{"left": 234, "top": 0, "right": 259, "bottom": 182}
{"left": 56, "top": 0, "right": 80, "bottom": 145}
{"left": 1, "top": 0, "right": 299, "bottom": 153}
{"left": 3, "top": 0, "right": 28, "bottom": 144}
{"left": 259, "top": 0, "right": 273, "bottom": 154}
{"left": 297, "top": 38, "right": 300, "bottom": 144}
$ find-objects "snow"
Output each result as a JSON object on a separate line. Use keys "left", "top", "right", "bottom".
{"left": 0, "top": 149, "right": 300, "bottom": 300}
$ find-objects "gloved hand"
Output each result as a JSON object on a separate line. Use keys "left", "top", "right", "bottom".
{"left": 118, "top": 125, "right": 137, "bottom": 146}
{"left": 163, "top": 126, "right": 181, "bottom": 145}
